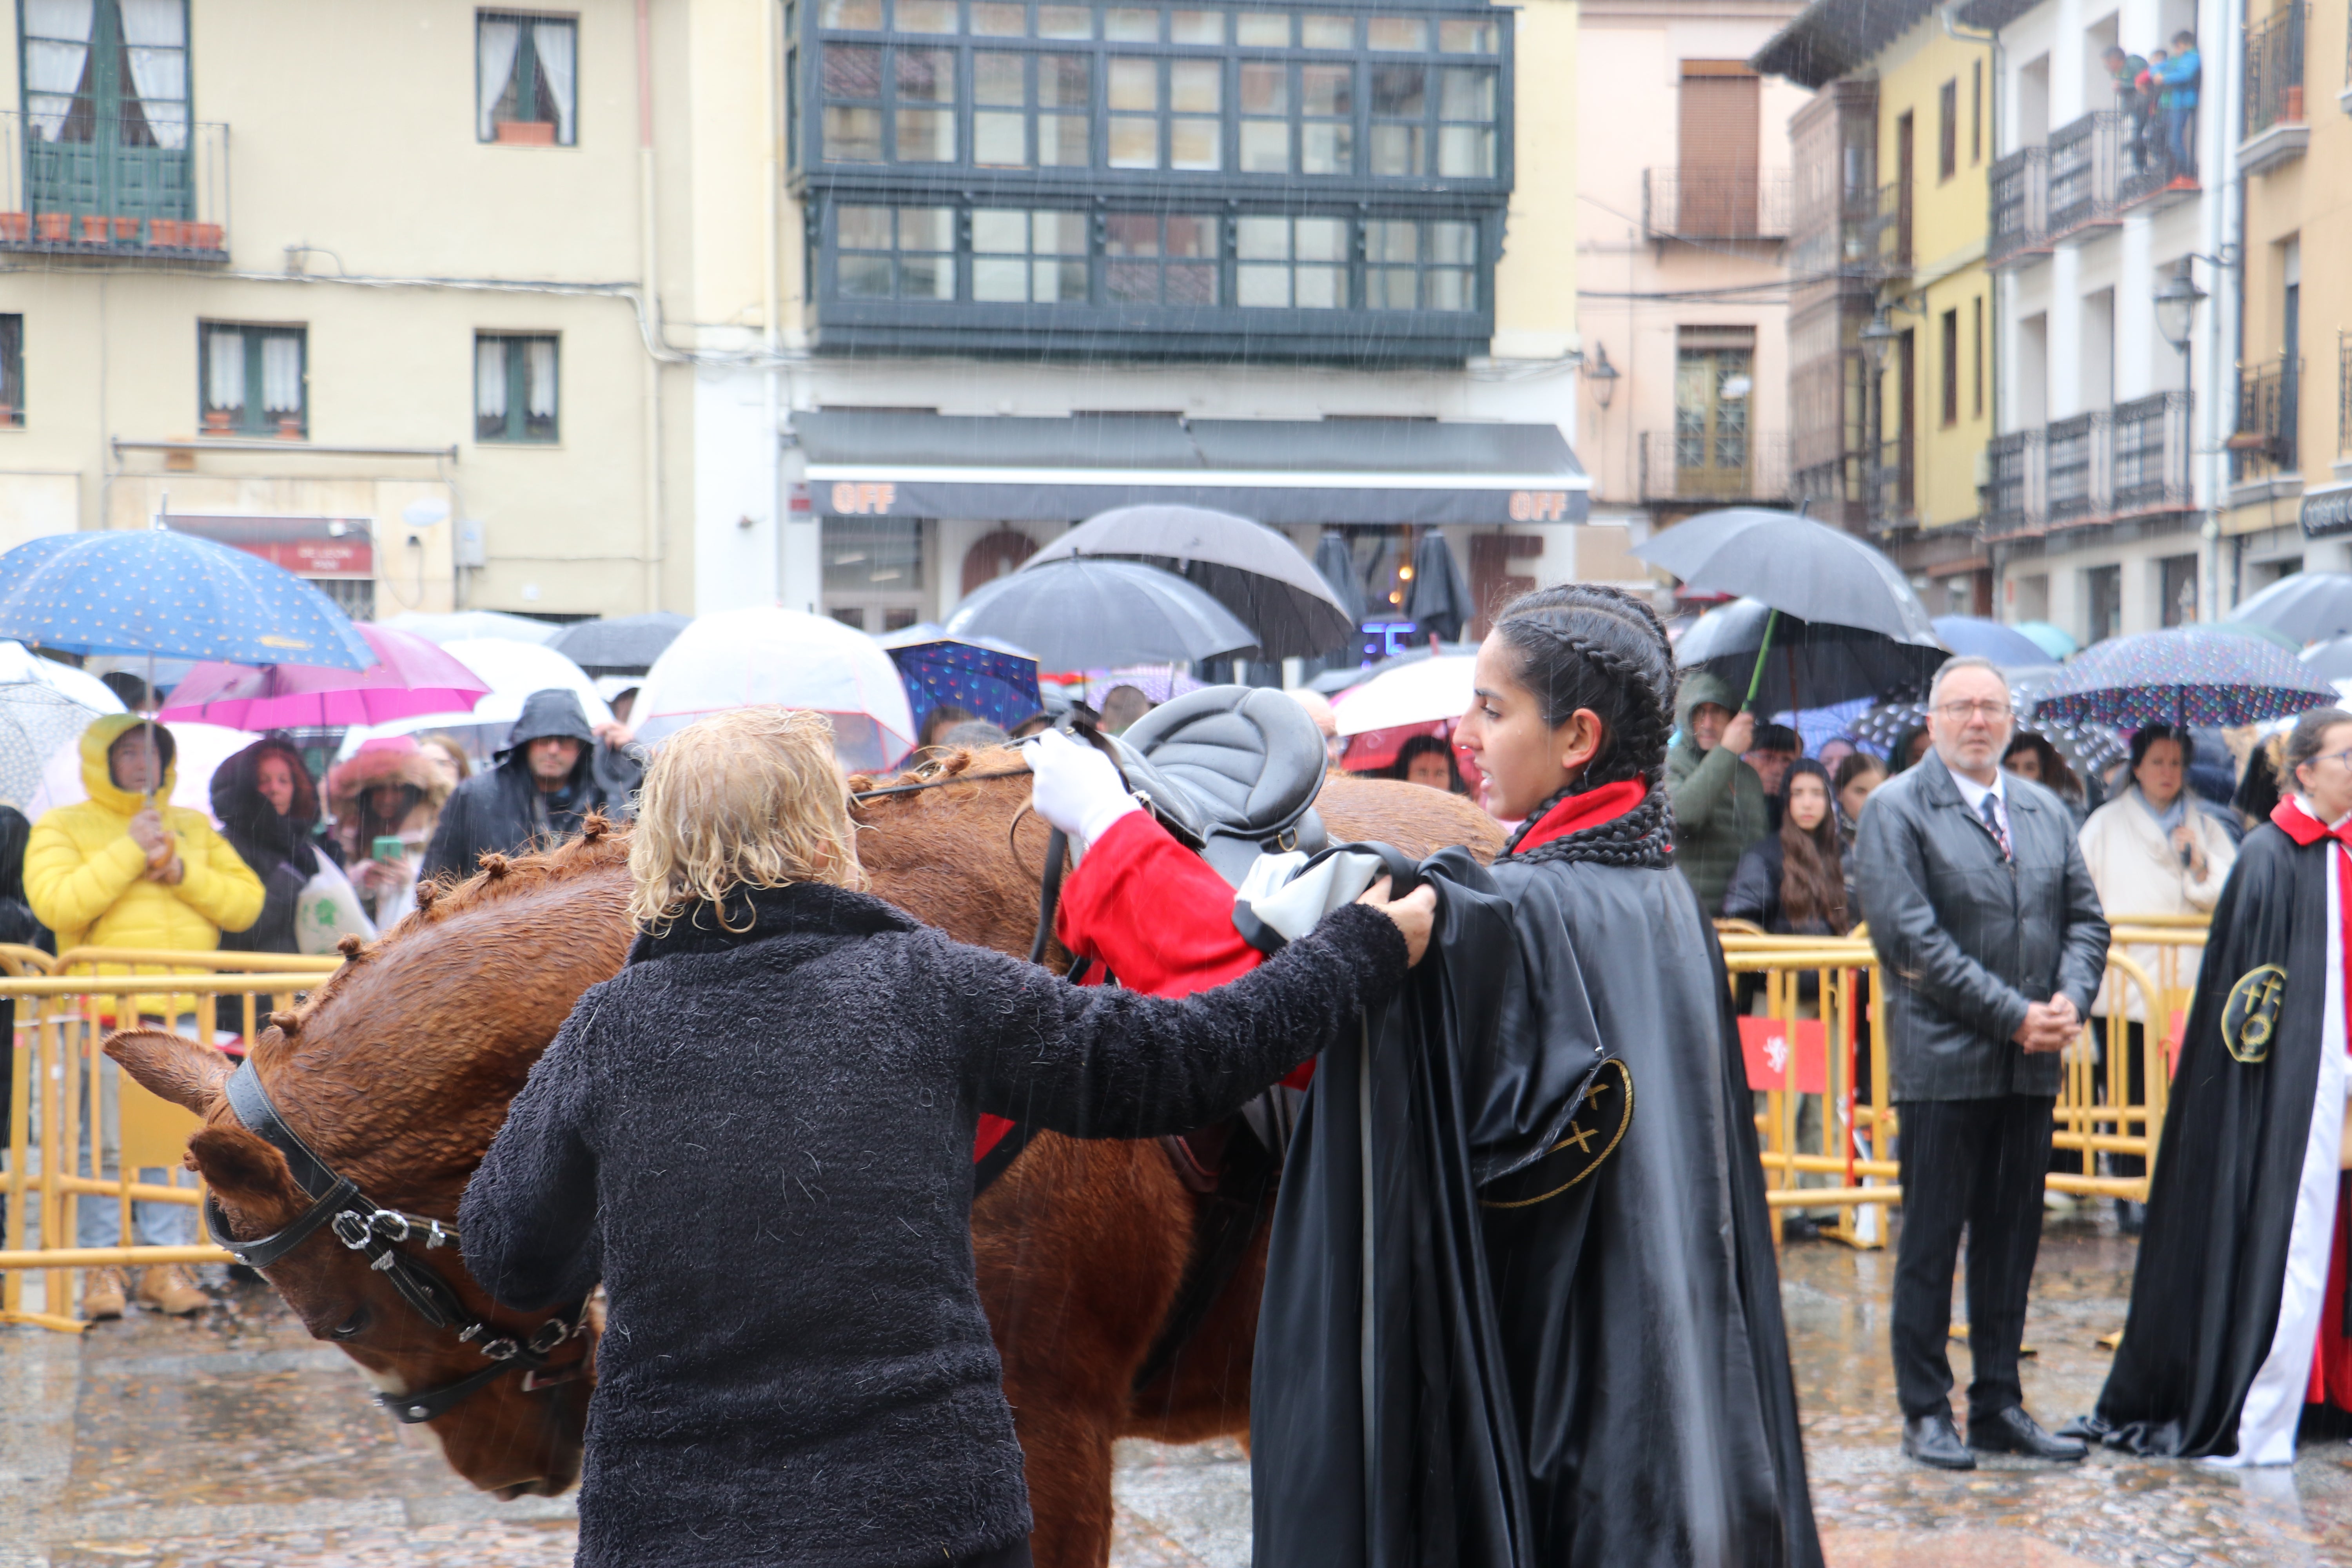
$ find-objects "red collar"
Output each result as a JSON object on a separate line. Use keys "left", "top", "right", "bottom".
{"left": 2271, "top": 796, "right": 2352, "bottom": 848}
{"left": 1512, "top": 779, "right": 1649, "bottom": 855}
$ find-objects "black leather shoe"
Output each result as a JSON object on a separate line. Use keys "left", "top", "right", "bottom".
{"left": 1969, "top": 1405, "right": 2088, "bottom": 1461}
{"left": 1901, "top": 1412, "right": 1976, "bottom": 1470}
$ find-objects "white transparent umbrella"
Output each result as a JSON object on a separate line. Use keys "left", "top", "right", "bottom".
{"left": 27, "top": 720, "right": 256, "bottom": 826}
{"left": 633, "top": 608, "right": 917, "bottom": 770}
{"left": 0, "top": 641, "right": 130, "bottom": 713}
{"left": 1332, "top": 655, "right": 1479, "bottom": 737}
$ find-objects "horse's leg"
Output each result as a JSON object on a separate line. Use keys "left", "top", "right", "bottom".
{"left": 975, "top": 1134, "right": 1193, "bottom": 1568}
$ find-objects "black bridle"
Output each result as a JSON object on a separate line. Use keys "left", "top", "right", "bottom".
{"left": 205, "top": 1059, "right": 592, "bottom": 1425}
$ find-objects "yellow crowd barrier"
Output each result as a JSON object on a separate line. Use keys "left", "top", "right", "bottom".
{"left": 2, "top": 950, "right": 336, "bottom": 1332}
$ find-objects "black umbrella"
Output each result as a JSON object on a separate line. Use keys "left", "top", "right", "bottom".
{"left": 944, "top": 557, "right": 1258, "bottom": 670}
{"left": 548, "top": 611, "right": 694, "bottom": 677}
{"left": 1022, "top": 504, "right": 1353, "bottom": 661}
{"left": 2227, "top": 571, "right": 2352, "bottom": 646}
{"left": 1635, "top": 508, "right": 1937, "bottom": 642}
{"left": 1405, "top": 532, "right": 1475, "bottom": 642}
{"left": 1677, "top": 598, "right": 1946, "bottom": 715}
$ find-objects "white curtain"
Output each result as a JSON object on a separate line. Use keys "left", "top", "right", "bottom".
{"left": 475, "top": 338, "right": 508, "bottom": 421}
{"left": 24, "top": 0, "right": 94, "bottom": 142}
{"left": 260, "top": 336, "right": 302, "bottom": 416}
{"left": 118, "top": 0, "right": 189, "bottom": 150}
{"left": 206, "top": 328, "right": 244, "bottom": 411}
{"left": 477, "top": 16, "right": 523, "bottom": 139}
{"left": 524, "top": 338, "right": 556, "bottom": 419}
{"left": 533, "top": 21, "right": 577, "bottom": 145}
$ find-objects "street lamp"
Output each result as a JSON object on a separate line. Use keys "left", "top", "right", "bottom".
{"left": 1858, "top": 304, "right": 1902, "bottom": 366}
{"left": 2154, "top": 265, "right": 2210, "bottom": 619}
{"left": 1586, "top": 343, "right": 1620, "bottom": 411}
{"left": 2154, "top": 269, "right": 2206, "bottom": 352}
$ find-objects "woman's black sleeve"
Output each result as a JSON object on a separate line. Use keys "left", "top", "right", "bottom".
{"left": 956, "top": 902, "right": 1407, "bottom": 1139}
{"left": 459, "top": 1002, "right": 603, "bottom": 1311}
{"left": 1720, "top": 844, "right": 1775, "bottom": 926}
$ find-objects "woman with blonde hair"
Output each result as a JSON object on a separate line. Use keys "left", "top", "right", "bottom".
{"left": 461, "top": 705, "right": 1429, "bottom": 1568}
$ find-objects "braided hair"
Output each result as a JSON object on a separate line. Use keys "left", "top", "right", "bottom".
{"left": 1488, "top": 584, "right": 1679, "bottom": 868}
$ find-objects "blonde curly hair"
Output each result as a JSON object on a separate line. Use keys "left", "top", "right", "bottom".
{"left": 626, "top": 706, "right": 867, "bottom": 931}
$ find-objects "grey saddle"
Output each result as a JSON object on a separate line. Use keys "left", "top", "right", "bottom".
{"left": 1101, "top": 685, "right": 1330, "bottom": 886}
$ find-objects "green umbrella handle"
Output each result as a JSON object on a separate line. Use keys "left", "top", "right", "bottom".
{"left": 1744, "top": 608, "right": 1780, "bottom": 713}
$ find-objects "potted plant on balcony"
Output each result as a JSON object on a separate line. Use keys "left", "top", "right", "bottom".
{"left": 79, "top": 215, "right": 107, "bottom": 243}
{"left": 34, "top": 214, "right": 69, "bottom": 242}
{"left": 111, "top": 216, "right": 139, "bottom": 243}
{"left": 493, "top": 119, "right": 557, "bottom": 145}
{"left": 189, "top": 223, "right": 223, "bottom": 250}
{"left": 151, "top": 218, "right": 181, "bottom": 246}
{"left": 277, "top": 416, "right": 303, "bottom": 439}
{"left": 203, "top": 409, "right": 234, "bottom": 434}
{"left": 0, "top": 214, "right": 26, "bottom": 242}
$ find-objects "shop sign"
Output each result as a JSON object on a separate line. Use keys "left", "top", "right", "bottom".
{"left": 165, "top": 514, "right": 374, "bottom": 577}
{"left": 2301, "top": 482, "right": 2352, "bottom": 539}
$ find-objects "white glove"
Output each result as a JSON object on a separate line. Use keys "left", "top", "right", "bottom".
{"left": 1026, "top": 729, "right": 1140, "bottom": 845}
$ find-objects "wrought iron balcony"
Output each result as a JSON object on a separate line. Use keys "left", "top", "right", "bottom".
{"left": 0, "top": 111, "right": 228, "bottom": 260}
{"left": 1640, "top": 170, "right": 1793, "bottom": 243}
{"left": 2044, "top": 410, "right": 2110, "bottom": 525}
{"left": 2232, "top": 356, "right": 2303, "bottom": 480}
{"left": 2111, "top": 392, "right": 2193, "bottom": 517}
{"left": 1983, "top": 428, "right": 2044, "bottom": 539}
{"left": 2241, "top": 3, "right": 2310, "bottom": 173}
{"left": 1987, "top": 146, "right": 2047, "bottom": 270}
{"left": 1983, "top": 397, "right": 2192, "bottom": 538}
{"left": 1873, "top": 179, "right": 1912, "bottom": 276}
{"left": 1637, "top": 429, "right": 1790, "bottom": 505}
{"left": 2045, "top": 112, "right": 2122, "bottom": 243}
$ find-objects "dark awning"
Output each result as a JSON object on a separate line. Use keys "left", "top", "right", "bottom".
{"left": 1752, "top": 0, "right": 1941, "bottom": 87}
{"left": 793, "top": 410, "right": 1589, "bottom": 526}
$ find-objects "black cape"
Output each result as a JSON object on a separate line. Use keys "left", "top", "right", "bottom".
{"left": 1251, "top": 847, "right": 1822, "bottom": 1568}
{"left": 2090, "top": 820, "right": 2338, "bottom": 1455}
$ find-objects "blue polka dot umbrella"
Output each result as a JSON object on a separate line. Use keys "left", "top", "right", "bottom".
{"left": 0, "top": 529, "right": 372, "bottom": 669}
{"left": 2029, "top": 626, "right": 2340, "bottom": 730}
{"left": 877, "top": 623, "right": 1042, "bottom": 734}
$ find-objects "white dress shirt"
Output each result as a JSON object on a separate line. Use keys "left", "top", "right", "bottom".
{"left": 1952, "top": 765, "right": 2011, "bottom": 849}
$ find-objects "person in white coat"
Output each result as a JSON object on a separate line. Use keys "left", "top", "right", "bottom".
{"left": 2076, "top": 722, "right": 2235, "bottom": 1224}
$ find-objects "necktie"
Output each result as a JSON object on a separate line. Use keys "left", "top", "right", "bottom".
{"left": 1978, "top": 793, "right": 2011, "bottom": 860}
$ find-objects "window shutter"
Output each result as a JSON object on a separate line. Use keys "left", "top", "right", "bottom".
{"left": 1678, "top": 67, "right": 1758, "bottom": 235}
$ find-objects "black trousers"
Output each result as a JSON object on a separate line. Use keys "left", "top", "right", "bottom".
{"left": 951, "top": 1540, "right": 1033, "bottom": 1568}
{"left": 1893, "top": 1094, "right": 2054, "bottom": 1422}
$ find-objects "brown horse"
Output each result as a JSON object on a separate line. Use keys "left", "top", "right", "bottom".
{"left": 111, "top": 751, "right": 1499, "bottom": 1564}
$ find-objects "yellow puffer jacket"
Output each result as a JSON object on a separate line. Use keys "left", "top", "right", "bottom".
{"left": 26, "top": 714, "right": 265, "bottom": 1015}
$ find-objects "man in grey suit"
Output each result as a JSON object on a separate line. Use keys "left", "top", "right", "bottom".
{"left": 1855, "top": 655, "right": 2110, "bottom": 1470}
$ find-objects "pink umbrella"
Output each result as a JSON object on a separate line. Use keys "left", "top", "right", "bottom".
{"left": 159, "top": 624, "right": 492, "bottom": 730}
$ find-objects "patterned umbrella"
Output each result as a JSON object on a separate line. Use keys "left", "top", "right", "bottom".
{"left": 1854, "top": 676, "right": 2126, "bottom": 779}
{"left": 158, "top": 624, "right": 492, "bottom": 730}
{"left": 877, "top": 624, "right": 1042, "bottom": 733}
{"left": 0, "top": 529, "right": 371, "bottom": 668}
{"left": 0, "top": 682, "right": 114, "bottom": 809}
{"left": 2030, "top": 626, "right": 2339, "bottom": 730}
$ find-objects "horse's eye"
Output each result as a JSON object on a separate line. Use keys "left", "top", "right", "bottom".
{"left": 330, "top": 1309, "right": 368, "bottom": 1340}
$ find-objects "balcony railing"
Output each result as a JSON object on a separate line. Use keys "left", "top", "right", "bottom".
{"left": 1874, "top": 179, "right": 1912, "bottom": 275}
{"left": 1641, "top": 170, "right": 1793, "bottom": 242}
{"left": 1637, "top": 430, "right": 1790, "bottom": 505}
{"left": 1987, "top": 146, "right": 2047, "bottom": 269}
{"left": 0, "top": 112, "right": 229, "bottom": 259}
{"left": 1983, "top": 397, "right": 2193, "bottom": 537}
{"left": 2112, "top": 391, "right": 2193, "bottom": 516}
{"left": 2045, "top": 112, "right": 2122, "bottom": 242}
{"left": 1872, "top": 434, "right": 1915, "bottom": 527}
{"left": 2232, "top": 356, "right": 2303, "bottom": 480}
{"left": 1984, "top": 428, "right": 2045, "bottom": 539}
{"left": 2245, "top": 3, "right": 2308, "bottom": 140}
{"left": 2045, "top": 410, "right": 2109, "bottom": 525}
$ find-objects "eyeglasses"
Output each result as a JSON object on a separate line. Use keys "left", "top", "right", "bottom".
{"left": 1934, "top": 700, "right": 2011, "bottom": 722}
{"left": 2310, "top": 745, "right": 2352, "bottom": 772}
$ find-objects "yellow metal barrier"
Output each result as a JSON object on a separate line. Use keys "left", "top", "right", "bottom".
{"left": 2, "top": 963, "right": 328, "bottom": 1332}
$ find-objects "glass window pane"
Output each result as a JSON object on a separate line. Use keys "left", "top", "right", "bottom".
{"left": 1165, "top": 214, "right": 1216, "bottom": 256}
{"left": 1105, "top": 214, "right": 1161, "bottom": 254}
{"left": 1370, "top": 123, "right": 1421, "bottom": 176}
{"left": 1109, "top": 116, "right": 1159, "bottom": 166}
{"left": 1295, "top": 265, "right": 1342, "bottom": 308}
{"left": 824, "top": 105, "right": 885, "bottom": 159}
{"left": 899, "top": 206, "right": 955, "bottom": 249}
{"left": 1440, "top": 66, "right": 1494, "bottom": 120}
{"left": 1300, "top": 121, "right": 1350, "bottom": 174}
{"left": 1034, "top": 210, "right": 1088, "bottom": 252}
{"left": 896, "top": 0, "right": 959, "bottom": 31}
{"left": 1170, "top": 116, "right": 1220, "bottom": 169}
{"left": 1428, "top": 220, "right": 1475, "bottom": 264}
{"left": 1367, "top": 220, "right": 1414, "bottom": 261}
{"left": 1169, "top": 9, "right": 1222, "bottom": 43}
{"left": 1234, "top": 11, "right": 1287, "bottom": 44}
{"left": 1165, "top": 261, "right": 1217, "bottom": 304}
{"left": 900, "top": 255, "right": 955, "bottom": 297}
{"left": 1439, "top": 18, "right": 1495, "bottom": 53}
{"left": 1038, "top": 259, "right": 1089, "bottom": 299}
{"left": 896, "top": 108, "right": 956, "bottom": 159}
{"left": 973, "top": 257, "right": 1028, "bottom": 300}
{"left": 822, "top": 0, "right": 884, "bottom": 26}
{"left": 1236, "top": 216, "right": 1290, "bottom": 258}
{"left": 1171, "top": 60, "right": 1220, "bottom": 111}
{"left": 975, "top": 52, "right": 1026, "bottom": 104}
{"left": 838, "top": 204, "right": 895, "bottom": 247}
{"left": 1301, "top": 64, "right": 1351, "bottom": 115}
{"left": 1300, "top": 14, "right": 1352, "bottom": 47}
{"left": 840, "top": 254, "right": 894, "bottom": 295}
{"left": 1367, "top": 16, "right": 1426, "bottom": 50}
{"left": 1109, "top": 58, "right": 1159, "bottom": 109}
{"left": 1239, "top": 62, "right": 1286, "bottom": 113}
{"left": 1237, "top": 264, "right": 1289, "bottom": 306}
{"left": 1039, "top": 112, "right": 1090, "bottom": 163}
{"left": 1039, "top": 53, "right": 1091, "bottom": 105}
{"left": 971, "top": 1, "right": 1027, "bottom": 32}
{"left": 1036, "top": 4, "right": 1091, "bottom": 35}
{"left": 825, "top": 44, "right": 883, "bottom": 95}
{"left": 1105, "top": 6, "right": 1158, "bottom": 39}
{"left": 974, "top": 110, "right": 1027, "bottom": 163}
{"left": 1295, "top": 218, "right": 1347, "bottom": 261}
{"left": 973, "top": 209, "right": 1028, "bottom": 250}
{"left": 1239, "top": 118, "right": 1289, "bottom": 171}
{"left": 1109, "top": 260, "right": 1158, "bottom": 301}
{"left": 897, "top": 48, "right": 956, "bottom": 100}
{"left": 1426, "top": 268, "right": 1471, "bottom": 310}
{"left": 1369, "top": 268, "right": 1415, "bottom": 308}
{"left": 1436, "top": 123, "right": 1494, "bottom": 176}
{"left": 1370, "top": 65, "right": 1425, "bottom": 116}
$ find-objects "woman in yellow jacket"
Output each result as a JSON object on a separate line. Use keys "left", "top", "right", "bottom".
{"left": 26, "top": 713, "right": 263, "bottom": 1319}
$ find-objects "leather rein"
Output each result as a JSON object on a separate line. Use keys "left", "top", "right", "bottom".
{"left": 205, "top": 1059, "right": 592, "bottom": 1425}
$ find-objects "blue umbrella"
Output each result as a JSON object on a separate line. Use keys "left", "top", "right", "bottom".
{"left": 2014, "top": 621, "right": 2079, "bottom": 661}
{"left": 877, "top": 624, "right": 1042, "bottom": 732}
{"left": 2031, "top": 626, "right": 2339, "bottom": 730}
{"left": 0, "top": 529, "right": 372, "bottom": 669}
{"left": 1933, "top": 615, "right": 2054, "bottom": 667}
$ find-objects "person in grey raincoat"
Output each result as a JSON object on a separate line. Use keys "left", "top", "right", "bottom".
{"left": 1667, "top": 668, "right": 1768, "bottom": 915}
{"left": 420, "top": 689, "right": 615, "bottom": 882}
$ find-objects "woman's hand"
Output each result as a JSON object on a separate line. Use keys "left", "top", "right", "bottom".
{"left": 1025, "top": 729, "right": 1139, "bottom": 847}
{"left": 1356, "top": 876, "right": 1437, "bottom": 967}
{"left": 2170, "top": 823, "right": 2205, "bottom": 877}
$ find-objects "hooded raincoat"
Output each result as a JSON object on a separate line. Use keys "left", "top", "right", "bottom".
{"left": 420, "top": 690, "right": 613, "bottom": 883}
{"left": 1666, "top": 670, "right": 1768, "bottom": 915}
{"left": 211, "top": 736, "right": 330, "bottom": 957}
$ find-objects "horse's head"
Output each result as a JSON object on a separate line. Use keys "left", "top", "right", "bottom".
{"left": 107, "top": 828, "right": 636, "bottom": 1499}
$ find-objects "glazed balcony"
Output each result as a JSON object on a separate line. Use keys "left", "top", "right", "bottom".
{"left": 0, "top": 111, "right": 229, "bottom": 261}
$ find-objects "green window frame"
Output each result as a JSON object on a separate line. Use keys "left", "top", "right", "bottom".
{"left": 1105, "top": 210, "right": 1217, "bottom": 303}
{"left": 475, "top": 332, "right": 560, "bottom": 443}
{"left": 835, "top": 204, "right": 956, "bottom": 297}
{"left": 200, "top": 323, "right": 306, "bottom": 438}
{"left": 478, "top": 11, "right": 579, "bottom": 146}
{"left": 971, "top": 207, "right": 1088, "bottom": 301}
{"left": 1235, "top": 214, "right": 1346, "bottom": 308}
{"left": 0, "top": 315, "right": 22, "bottom": 425}
{"left": 1365, "top": 218, "right": 1475, "bottom": 311}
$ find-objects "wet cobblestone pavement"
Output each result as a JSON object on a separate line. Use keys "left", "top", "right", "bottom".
{"left": 4, "top": 1211, "right": 2350, "bottom": 1566}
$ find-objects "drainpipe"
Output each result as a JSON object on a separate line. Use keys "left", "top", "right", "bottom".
{"left": 2202, "top": 0, "right": 2244, "bottom": 621}
{"left": 1944, "top": 5, "right": 2001, "bottom": 606}
{"left": 637, "top": 0, "right": 665, "bottom": 612}
{"left": 766, "top": 0, "right": 785, "bottom": 606}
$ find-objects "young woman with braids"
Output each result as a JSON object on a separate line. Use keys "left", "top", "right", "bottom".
{"left": 1029, "top": 583, "right": 1822, "bottom": 1568}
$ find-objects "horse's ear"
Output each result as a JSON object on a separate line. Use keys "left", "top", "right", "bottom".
{"left": 105, "top": 1029, "right": 234, "bottom": 1116}
{"left": 187, "top": 1123, "right": 303, "bottom": 1218}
